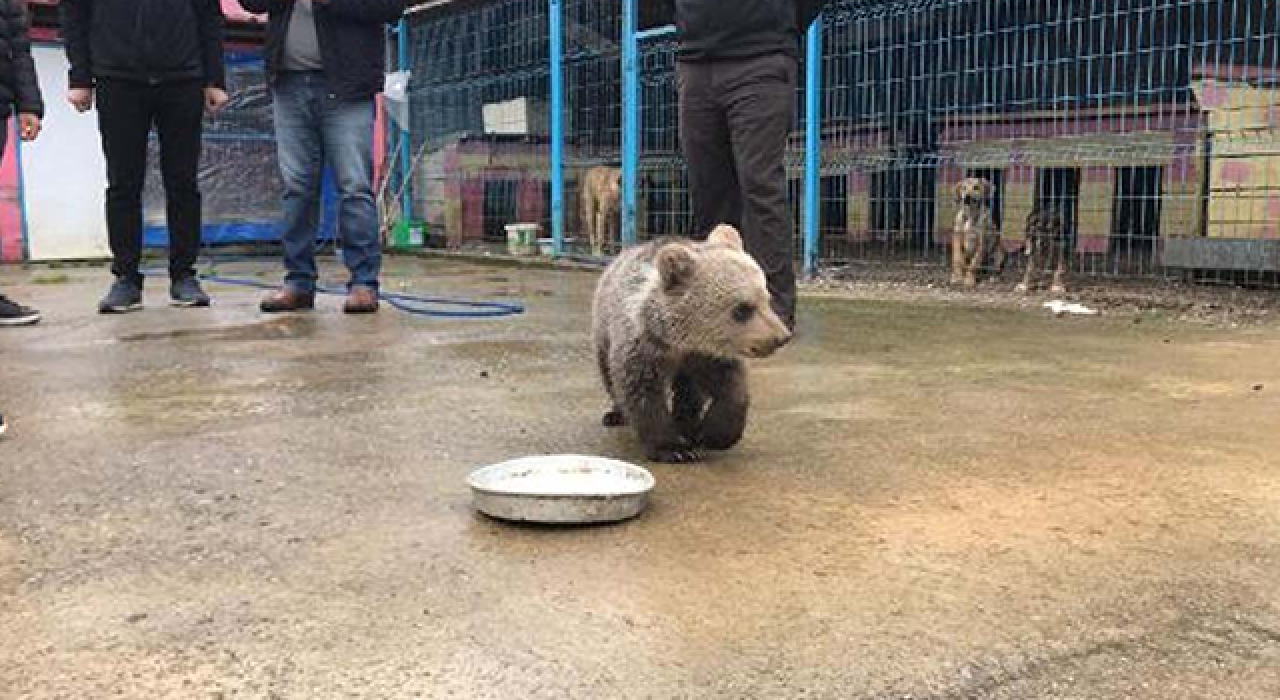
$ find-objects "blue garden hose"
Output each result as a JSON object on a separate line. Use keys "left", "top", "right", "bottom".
{"left": 141, "top": 256, "right": 526, "bottom": 319}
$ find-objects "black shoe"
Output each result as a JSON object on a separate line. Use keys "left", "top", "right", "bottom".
{"left": 0, "top": 294, "right": 40, "bottom": 326}
{"left": 0, "top": 412, "right": 7, "bottom": 437}
{"left": 170, "top": 276, "right": 210, "bottom": 308}
{"left": 98, "top": 278, "right": 143, "bottom": 314}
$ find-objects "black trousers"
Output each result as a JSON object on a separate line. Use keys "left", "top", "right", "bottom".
{"left": 96, "top": 79, "right": 205, "bottom": 285}
{"left": 677, "top": 51, "right": 798, "bottom": 329}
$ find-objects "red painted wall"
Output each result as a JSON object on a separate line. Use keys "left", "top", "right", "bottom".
{"left": 0, "top": 120, "right": 23, "bottom": 262}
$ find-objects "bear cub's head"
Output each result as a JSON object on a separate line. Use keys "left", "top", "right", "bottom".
{"left": 655, "top": 225, "right": 792, "bottom": 359}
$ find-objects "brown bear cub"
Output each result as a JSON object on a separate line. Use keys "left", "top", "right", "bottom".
{"left": 591, "top": 225, "right": 793, "bottom": 463}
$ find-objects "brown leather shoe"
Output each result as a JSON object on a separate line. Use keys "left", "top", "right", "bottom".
{"left": 260, "top": 288, "right": 315, "bottom": 313}
{"left": 343, "top": 286, "right": 379, "bottom": 314}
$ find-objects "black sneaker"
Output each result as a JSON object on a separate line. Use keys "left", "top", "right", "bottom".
{"left": 98, "top": 278, "right": 143, "bottom": 314}
{"left": 0, "top": 412, "right": 7, "bottom": 437}
{"left": 0, "top": 294, "right": 40, "bottom": 326}
{"left": 170, "top": 276, "right": 210, "bottom": 308}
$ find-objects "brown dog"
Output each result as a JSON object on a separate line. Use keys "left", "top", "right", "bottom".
{"left": 1018, "top": 207, "right": 1070, "bottom": 295}
{"left": 951, "top": 177, "right": 1005, "bottom": 287}
{"left": 580, "top": 166, "right": 622, "bottom": 256}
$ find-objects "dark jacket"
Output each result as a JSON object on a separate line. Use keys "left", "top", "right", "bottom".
{"left": 0, "top": 0, "right": 43, "bottom": 118}
{"left": 645, "top": 0, "right": 826, "bottom": 62}
{"left": 60, "top": 0, "right": 226, "bottom": 89}
{"left": 238, "top": 0, "right": 406, "bottom": 100}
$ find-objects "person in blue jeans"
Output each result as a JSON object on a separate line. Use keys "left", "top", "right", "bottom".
{"left": 241, "top": 0, "right": 407, "bottom": 314}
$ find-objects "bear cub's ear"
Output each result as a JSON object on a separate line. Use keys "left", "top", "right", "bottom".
{"left": 657, "top": 243, "right": 698, "bottom": 293}
{"left": 706, "top": 224, "right": 744, "bottom": 251}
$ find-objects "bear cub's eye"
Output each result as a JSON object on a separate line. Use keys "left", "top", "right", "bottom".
{"left": 732, "top": 303, "right": 756, "bottom": 323}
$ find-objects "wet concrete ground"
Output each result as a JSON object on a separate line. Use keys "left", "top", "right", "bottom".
{"left": 2, "top": 256, "right": 1280, "bottom": 699}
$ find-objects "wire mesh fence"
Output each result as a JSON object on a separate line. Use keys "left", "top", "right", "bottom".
{"left": 403, "top": 0, "right": 622, "bottom": 255}
{"left": 405, "top": 0, "right": 551, "bottom": 251}
{"left": 403, "top": 0, "right": 1280, "bottom": 288}
{"left": 563, "top": 0, "right": 623, "bottom": 254}
{"left": 142, "top": 51, "right": 287, "bottom": 247}
{"left": 817, "top": 0, "right": 1279, "bottom": 289}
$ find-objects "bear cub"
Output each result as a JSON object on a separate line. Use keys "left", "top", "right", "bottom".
{"left": 591, "top": 224, "right": 792, "bottom": 463}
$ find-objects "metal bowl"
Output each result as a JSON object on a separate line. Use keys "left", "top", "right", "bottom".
{"left": 467, "top": 455, "right": 655, "bottom": 524}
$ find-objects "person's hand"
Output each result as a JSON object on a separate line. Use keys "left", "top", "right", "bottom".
{"left": 204, "top": 87, "right": 230, "bottom": 116}
{"left": 18, "top": 113, "right": 41, "bottom": 142}
{"left": 67, "top": 87, "right": 93, "bottom": 113}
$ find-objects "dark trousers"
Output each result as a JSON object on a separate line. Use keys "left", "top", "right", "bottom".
{"left": 96, "top": 79, "right": 205, "bottom": 285}
{"left": 677, "top": 51, "right": 798, "bottom": 329}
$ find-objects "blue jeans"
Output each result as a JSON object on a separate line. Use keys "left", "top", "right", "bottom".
{"left": 273, "top": 71, "right": 381, "bottom": 293}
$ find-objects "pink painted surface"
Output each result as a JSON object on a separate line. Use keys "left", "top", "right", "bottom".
{"left": 516, "top": 179, "right": 545, "bottom": 224}
{"left": 1084, "top": 166, "right": 1111, "bottom": 183}
{"left": 1219, "top": 160, "right": 1253, "bottom": 186}
{"left": 1169, "top": 154, "right": 1193, "bottom": 176}
{"left": 1194, "top": 63, "right": 1280, "bottom": 84}
{"left": 221, "top": 0, "right": 267, "bottom": 22}
{"left": 1077, "top": 235, "right": 1109, "bottom": 255}
{"left": 0, "top": 119, "right": 23, "bottom": 262}
{"left": 373, "top": 97, "right": 387, "bottom": 197}
{"left": 1198, "top": 83, "right": 1229, "bottom": 109}
{"left": 1001, "top": 239, "right": 1025, "bottom": 254}
{"left": 460, "top": 180, "right": 484, "bottom": 246}
{"left": 940, "top": 112, "right": 1202, "bottom": 145}
{"left": 994, "top": 164, "right": 1026, "bottom": 185}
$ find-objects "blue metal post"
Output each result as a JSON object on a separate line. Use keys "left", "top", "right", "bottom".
{"left": 803, "top": 16, "right": 823, "bottom": 279}
{"left": 620, "top": 0, "right": 639, "bottom": 246}
{"left": 397, "top": 20, "right": 413, "bottom": 227}
{"left": 549, "top": 0, "right": 565, "bottom": 255}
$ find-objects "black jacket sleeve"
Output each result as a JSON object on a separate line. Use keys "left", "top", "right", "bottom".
{"left": 199, "top": 0, "right": 227, "bottom": 88}
{"left": 236, "top": 0, "right": 283, "bottom": 14}
{"left": 60, "top": 0, "right": 94, "bottom": 89}
{"left": 324, "top": 0, "right": 407, "bottom": 25}
{"left": 640, "top": 0, "right": 676, "bottom": 30}
{"left": 796, "top": 0, "right": 826, "bottom": 30}
{"left": 10, "top": 1, "right": 43, "bottom": 117}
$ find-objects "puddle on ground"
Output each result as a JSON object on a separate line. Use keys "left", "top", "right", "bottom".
{"left": 118, "top": 317, "right": 317, "bottom": 344}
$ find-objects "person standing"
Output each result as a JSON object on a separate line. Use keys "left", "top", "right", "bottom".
{"left": 0, "top": 0, "right": 43, "bottom": 328}
{"left": 240, "top": 0, "right": 407, "bottom": 314}
{"left": 0, "top": 0, "right": 44, "bottom": 439}
{"left": 61, "top": 0, "right": 229, "bottom": 313}
{"left": 649, "top": 0, "right": 824, "bottom": 332}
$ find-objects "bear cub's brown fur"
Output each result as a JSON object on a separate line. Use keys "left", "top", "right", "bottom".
{"left": 591, "top": 225, "right": 792, "bottom": 463}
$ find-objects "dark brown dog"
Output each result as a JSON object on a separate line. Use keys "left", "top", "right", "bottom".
{"left": 1018, "top": 207, "right": 1070, "bottom": 295}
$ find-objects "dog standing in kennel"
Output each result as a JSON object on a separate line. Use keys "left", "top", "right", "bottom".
{"left": 1018, "top": 207, "right": 1070, "bottom": 295}
{"left": 580, "top": 166, "right": 622, "bottom": 256}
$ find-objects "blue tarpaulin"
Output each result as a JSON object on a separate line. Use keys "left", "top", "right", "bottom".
{"left": 142, "top": 49, "right": 337, "bottom": 248}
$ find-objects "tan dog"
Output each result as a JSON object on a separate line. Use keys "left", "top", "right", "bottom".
{"left": 580, "top": 166, "right": 622, "bottom": 256}
{"left": 951, "top": 177, "right": 1006, "bottom": 287}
